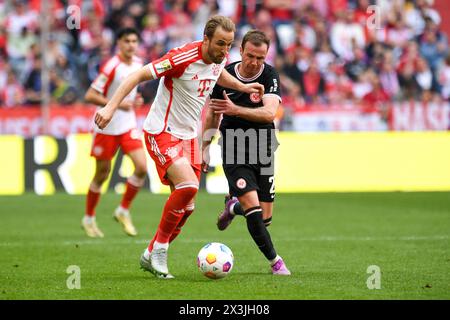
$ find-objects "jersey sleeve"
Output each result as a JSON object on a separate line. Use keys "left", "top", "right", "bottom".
{"left": 263, "top": 67, "right": 282, "bottom": 102}
{"left": 91, "top": 71, "right": 110, "bottom": 94}
{"left": 147, "top": 46, "right": 197, "bottom": 79}
{"left": 91, "top": 58, "right": 119, "bottom": 95}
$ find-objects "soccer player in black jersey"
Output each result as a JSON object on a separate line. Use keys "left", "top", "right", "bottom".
{"left": 202, "top": 30, "right": 291, "bottom": 275}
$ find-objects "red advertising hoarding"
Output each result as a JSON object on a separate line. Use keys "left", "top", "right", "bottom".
{"left": 0, "top": 102, "right": 448, "bottom": 137}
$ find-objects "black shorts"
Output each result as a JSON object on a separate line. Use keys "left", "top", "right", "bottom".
{"left": 219, "top": 127, "right": 277, "bottom": 202}
{"left": 222, "top": 163, "right": 275, "bottom": 202}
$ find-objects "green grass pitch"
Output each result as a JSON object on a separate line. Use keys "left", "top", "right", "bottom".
{"left": 0, "top": 192, "right": 449, "bottom": 300}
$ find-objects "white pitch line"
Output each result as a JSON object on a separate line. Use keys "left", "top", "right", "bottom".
{"left": 0, "top": 235, "right": 448, "bottom": 247}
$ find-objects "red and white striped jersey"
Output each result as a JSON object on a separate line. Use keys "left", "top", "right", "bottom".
{"left": 144, "top": 41, "right": 226, "bottom": 139}
{"left": 91, "top": 54, "right": 143, "bottom": 135}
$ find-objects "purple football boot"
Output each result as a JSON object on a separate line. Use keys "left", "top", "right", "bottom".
{"left": 271, "top": 258, "right": 291, "bottom": 275}
{"left": 217, "top": 195, "right": 239, "bottom": 231}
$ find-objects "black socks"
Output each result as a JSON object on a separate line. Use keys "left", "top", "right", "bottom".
{"left": 244, "top": 206, "right": 277, "bottom": 261}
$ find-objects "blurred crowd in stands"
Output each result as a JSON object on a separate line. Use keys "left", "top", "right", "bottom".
{"left": 0, "top": 0, "right": 449, "bottom": 122}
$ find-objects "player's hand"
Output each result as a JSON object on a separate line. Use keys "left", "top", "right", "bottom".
{"left": 201, "top": 138, "right": 214, "bottom": 173}
{"left": 244, "top": 82, "right": 264, "bottom": 98}
{"left": 134, "top": 93, "right": 144, "bottom": 108}
{"left": 95, "top": 105, "right": 115, "bottom": 129}
{"left": 209, "top": 90, "right": 238, "bottom": 116}
{"left": 201, "top": 160, "right": 209, "bottom": 173}
{"left": 201, "top": 147, "right": 210, "bottom": 173}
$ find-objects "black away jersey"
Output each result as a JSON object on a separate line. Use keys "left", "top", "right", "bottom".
{"left": 210, "top": 61, "right": 282, "bottom": 131}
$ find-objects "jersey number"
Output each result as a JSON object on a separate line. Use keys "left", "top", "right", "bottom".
{"left": 269, "top": 176, "right": 275, "bottom": 198}
{"left": 198, "top": 79, "right": 212, "bottom": 97}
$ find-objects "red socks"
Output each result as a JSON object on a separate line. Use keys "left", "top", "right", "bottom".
{"left": 120, "top": 175, "right": 145, "bottom": 210}
{"left": 147, "top": 205, "right": 195, "bottom": 252}
{"left": 86, "top": 184, "right": 101, "bottom": 217}
{"left": 147, "top": 182, "right": 198, "bottom": 251}
{"left": 155, "top": 182, "right": 198, "bottom": 243}
{"left": 86, "top": 175, "right": 144, "bottom": 217}
{"left": 170, "top": 203, "right": 194, "bottom": 242}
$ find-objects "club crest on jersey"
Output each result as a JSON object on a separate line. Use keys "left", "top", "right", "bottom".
{"left": 165, "top": 146, "right": 178, "bottom": 159}
{"left": 236, "top": 178, "right": 247, "bottom": 189}
{"left": 93, "top": 146, "right": 103, "bottom": 156}
{"left": 212, "top": 64, "right": 221, "bottom": 76}
{"left": 155, "top": 59, "right": 172, "bottom": 74}
{"left": 250, "top": 92, "right": 262, "bottom": 103}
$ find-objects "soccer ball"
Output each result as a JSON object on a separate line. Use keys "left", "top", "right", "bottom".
{"left": 197, "top": 242, "right": 234, "bottom": 279}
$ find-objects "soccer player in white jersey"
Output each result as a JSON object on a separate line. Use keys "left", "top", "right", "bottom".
{"left": 82, "top": 28, "right": 147, "bottom": 238}
{"left": 95, "top": 16, "right": 264, "bottom": 278}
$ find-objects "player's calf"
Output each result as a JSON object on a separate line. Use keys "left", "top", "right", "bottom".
{"left": 120, "top": 174, "right": 145, "bottom": 210}
{"left": 170, "top": 203, "right": 195, "bottom": 242}
{"left": 142, "top": 182, "right": 198, "bottom": 278}
{"left": 155, "top": 181, "right": 198, "bottom": 243}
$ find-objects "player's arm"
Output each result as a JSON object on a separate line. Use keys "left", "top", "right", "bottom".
{"left": 201, "top": 98, "right": 222, "bottom": 173}
{"left": 84, "top": 87, "right": 133, "bottom": 111}
{"left": 217, "top": 68, "right": 264, "bottom": 97}
{"left": 203, "top": 98, "right": 222, "bottom": 138}
{"left": 209, "top": 90, "right": 280, "bottom": 124}
{"left": 95, "top": 65, "right": 154, "bottom": 129}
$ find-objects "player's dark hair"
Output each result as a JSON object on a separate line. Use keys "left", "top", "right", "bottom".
{"left": 116, "top": 27, "right": 140, "bottom": 42}
{"left": 203, "top": 15, "right": 236, "bottom": 39}
{"left": 241, "top": 30, "right": 270, "bottom": 51}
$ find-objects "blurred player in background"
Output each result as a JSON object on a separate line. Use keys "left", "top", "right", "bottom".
{"left": 202, "top": 30, "right": 291, "bottom": 275}
{"left": 94, "top": 16, "right": 264, "bottom": 278}
{"left": 82, "top": 28, "right": 147, "bottom": 238}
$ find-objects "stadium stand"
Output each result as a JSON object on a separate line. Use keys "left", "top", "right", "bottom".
{"left": 0, "top": 0, "right": 449, "bottom": 133}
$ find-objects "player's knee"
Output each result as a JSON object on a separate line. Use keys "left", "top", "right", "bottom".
{"left": 174, "top": 181, "right": 199, "bottom": 202}
{"left": 134, "top": 162, "right": 147, "bottom": 177}
{"left": 245, "top": 206, "right": 263, "bottom": 218}
{"left": 128, "top": 174, "right": 146, "bottom": 187}
{"left": 134, "top": 168, "right": 147, "bottom": 180}
{"left": 237, "top": 191, "right": 260, "bottom": 211}
{"left": 95, "top": 167, "right": 110, "bottom": 183}
{"left": 244, "top": 206, "right": 264, "bottom": 233}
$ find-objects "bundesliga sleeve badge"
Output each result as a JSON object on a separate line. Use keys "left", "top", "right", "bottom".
{"left": 155, "top": 59, "right": 172, "bottom": 74}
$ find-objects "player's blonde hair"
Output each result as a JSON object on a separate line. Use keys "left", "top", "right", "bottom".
{"left": 203, "top": 15, "right": 236, "bottom": 39}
